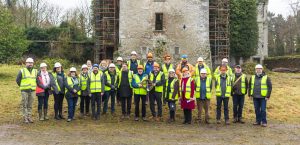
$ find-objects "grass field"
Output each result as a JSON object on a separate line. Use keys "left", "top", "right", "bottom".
{"left": 0, "top": 64, "right": 300, "bottom": 145}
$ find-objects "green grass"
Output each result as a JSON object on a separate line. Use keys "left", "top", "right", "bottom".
{"left": 0, "top": 64, "right": 300, "bottom": 144}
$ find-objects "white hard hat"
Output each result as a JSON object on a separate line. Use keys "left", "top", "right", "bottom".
{"left": 26, "top": 58, "right": 34, "bottom": 63}
{"left": 131, "top": 51, "right": 137, "bottom": 55}
{"left": 197, "top": 57, "right": 204, "bottom": 62}
{"left": 168, "top": 69, "right": 175, "bottom": 73}
{"left": 81, "top": 64, "right": 88, "bottom": 69}
{"left": 117, "top": 57, "right": 123, "bottom": 61}
{"left": 70, "top": 67, "right": 77, "bottom": 72}
{"left": 109, "top": 63, "right": 116, "bottom": 68}
{"left": 222, "top": 58, "right": 228, "bottom": 63}
{"left": 40, "top": 63, "right": 47, "bottom": 68}
{"left": 54, "top": 62, "right": 62, "bottom": 68}
{"left": 255, "top": 64, "right": 263, "bottom": 69}
{"left": 200, "top": 69, "right": 207, "bottom": 74}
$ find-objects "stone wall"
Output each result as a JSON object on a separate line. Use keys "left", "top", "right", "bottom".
{"left": 118, "top": 0, "right": 211, "bottom": 66}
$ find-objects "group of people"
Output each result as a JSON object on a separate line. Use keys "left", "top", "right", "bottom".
{"left": 16, "top": 51, "right": 272, "bottom": 127}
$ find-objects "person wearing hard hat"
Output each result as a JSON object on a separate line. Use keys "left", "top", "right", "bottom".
{"left": 36, "top": 63, "right": 58, "bottom": 121}
{"left": 164, "top": 69, "right": 179, "bottom": 123}
{"left": 103, "top": 63, "right": 118, "bottom": 116}
{"left": 86, "top": 60, "right": 93, "bottom": 73}
{"left": 64, "top": 67, "right": 80, "bottom": 122}
{"left": 214, "top": 58, "right": 233, "bottom": 78}
{"left": 99, "top": 60, "right": 108, "bottom": 73}
{"left": 231, "top": 65, "right": 248, "bottom": 124}
{"left": 52, "top": 62, "right": 66, "bottom": 120}
{"left": 148, "top": 62, "right": 165, "bottom": 121}
{"left": 131, "top": 65, "right": 148, "bottom": 121}
{"left": 215, "top": 65, "right": 232, "bottom": 125}
{"left": 194, "top": 68, "right": 212, "bottom": 124}
{"left": 144, "top": 52, "right": 154, "bottom": 75}
{"left": 176, "top": 54, "right": 194, "bottom": 80}
{"left": 194, "top": 57, "right": 211, "bottom": 78}
{"left": 249, "top": 64, "right": 272, "bottom": 127}
{"left": 87, "top": 64, "right": 105, "bottom": 120}
{"left": 16, "top": 58, "right": 37, "bottom": 123}
{"left": 127, "top": 51, "right": 141, "bottom": 74}
{"left": 162, "top": 54, "right": 174, "bottom": 80}
{"left": 162, "top": 54, "right": 174, "bottom": 105}
{"left": 115, "top": 57, "right": 123, "bottom": 106}
{"left": 116, "top": 57, "right": 123, "bottom": 73}
{"left": 116, "top": 63, "right": 133, "bottom": 119}
{"left": 78, "top": 64, "right": 90, "bottom": 118}
{"left": 180, "top": 67, "right": 195, "bottom": 124}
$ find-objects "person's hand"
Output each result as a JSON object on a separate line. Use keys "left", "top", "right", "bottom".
{"left": 89, "top": 94, "right": 92, "bottom": 97}
{"left": 265, "top": 97, "right": 269, "bottom": 101}
{"left": 101, "top": 93, "right": 104, "bottom": 96}
{"left": 139, "top": 84, "right": 143, "bottom": 88}
{"left": 153, "top": 83, "right": 156, "bottom": 86}
{"left": 73, "top": 89, "right": 77, "bottom": 93}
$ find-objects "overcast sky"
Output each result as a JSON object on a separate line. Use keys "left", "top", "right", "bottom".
{"left": 48, "top": 0, "right": 297, "bottom": 18}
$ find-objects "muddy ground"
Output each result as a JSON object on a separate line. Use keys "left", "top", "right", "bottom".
{"left": 0, "top": 118, "right": 299, "bottom": 145}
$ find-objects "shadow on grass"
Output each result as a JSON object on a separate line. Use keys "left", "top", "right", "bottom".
{"left": 0, "top": 73, "right": 13, "bottom": 80}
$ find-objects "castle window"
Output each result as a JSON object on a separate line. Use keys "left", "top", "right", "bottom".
{"left": 155, "top": 13, "right": 163, "bottom": 31}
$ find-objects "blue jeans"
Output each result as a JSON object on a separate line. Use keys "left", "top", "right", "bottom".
{"left": 103, "top": 90, "right": 116, "bottom": 113}
{"left": 67, "top": 97, "right": 78, "bottom": 119}
{"left": 232, "top": 94, "right": 245, "bottom": 119}
{"left": 37, "top": 91, "right": 49, "bottom": 110}
{"left": 253, "top": 98, "right": 267, "bottom": 124}
{"left": 216, "top": 97, "right": 229, "bottom": 120}
{"left": 91, "top": 93, "right": 101, "bottom": 118}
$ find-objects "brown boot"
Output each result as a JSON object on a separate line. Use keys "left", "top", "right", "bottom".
{"left": 24, "top": 116, "right": 29, "bottom": 124}
{"left": 27, "top": 116, "right": 34, "bottom": 123}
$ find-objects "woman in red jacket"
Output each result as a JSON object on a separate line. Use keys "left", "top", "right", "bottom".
{"left": 36, "top": 63, "right": 58, "bottom": 121}
{"left": 180, "top": 67, "right": 195, "bottom": 124}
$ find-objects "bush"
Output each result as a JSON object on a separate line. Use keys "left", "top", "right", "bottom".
{"left": 34, "top": 58, "right": 72, "bottom": 71}
{"left": 242, "top": 62, "right": 272, "bottom": 75}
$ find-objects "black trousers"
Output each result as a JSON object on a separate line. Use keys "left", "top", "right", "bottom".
{"left": 121, "top": 96, "right": 132, "bottom": 115}
{"left": 134, "top": 94, "right": 146, "bottom": 118}
{"left": 80, "top": 95, "right": 90, "bottom": 114}
{"left": 91, "top": 93, "right": 101, "bottom": 118}
{"left": 54, "top": 93, "right": 64, "bottom": 116}
{"left": 37, "top": 90, "right": 49, "bottom": 110}
{"left": 216, "top": 97, "right": 229, "bottom": 121}
{"left": 149, "top": 91, "right": 162, "bottom": 117}
{"left": 183, "top": 109, "right": 192, "bottom": 123}
{"left": 232, "top": 94, "right": 245, "bottom": 119}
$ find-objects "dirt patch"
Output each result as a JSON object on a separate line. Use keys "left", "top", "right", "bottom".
{"left": 0, "top": 122, "right": 299, "bottom": 145}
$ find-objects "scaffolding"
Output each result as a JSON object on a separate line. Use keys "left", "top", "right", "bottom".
{"left": 209, "top": 0, "right": 230, "bottom": 68}
{"left": 94, "top": 0, "right": 119, "bottom": 63}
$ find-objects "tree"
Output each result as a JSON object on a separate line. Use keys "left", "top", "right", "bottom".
{"left": 229, "top": 0, "right": 258, "bottom": 62}
{"left": 0, "top": 7, "right": 28, "bottom": 63}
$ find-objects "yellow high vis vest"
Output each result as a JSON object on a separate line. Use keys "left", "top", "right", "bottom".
{"left": 20, "top": 68, "right": 37, "bottom": 91}
{"left": 149, "top": 71, "right": 163, "bottom": 93}
{"left": 250, "top": 75, "right": 268, "bottom": 97}
{"left": 215, "top": 75, "right": 232, "bottom": 97}
{"left": 89, "top": 72, "right": 103, "bottom": 93}
{"left": 133, "top": 74, "right": 147, "bottom": 95}
{"left": 195, "top": 76, "right": 212, "bottom": 99}
{"left": 104, "top": 71, "right": 117, "bottom": 91}
{"left": 165, "top": 78, "right": 179, "bottom": 101}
